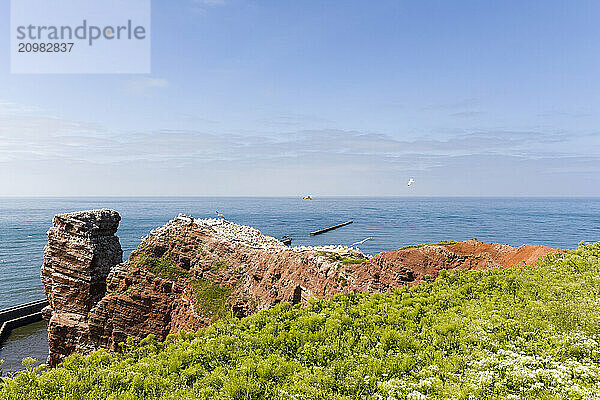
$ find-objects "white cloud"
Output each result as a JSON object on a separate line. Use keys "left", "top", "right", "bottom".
{"left": 125, "top": 77, "right": 169, "bottom": 94}
{"left": 1, "top": 101, "right": 599, "bottom": 195}
{"left": 0, "top": 100, "right": 43, "bottom": 117}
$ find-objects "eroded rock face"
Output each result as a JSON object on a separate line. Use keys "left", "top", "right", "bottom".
{"left": 350, "top": 239, "right": 558, "bottom": 292}
{"left": 42, "top": 212, "right": 557, "bottom": 365}
{"left": 41, "top": 209, "right": 122, "bottom": 367}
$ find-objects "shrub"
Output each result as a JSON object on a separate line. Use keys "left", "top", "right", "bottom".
{"left": 2, "top": 244, "right": 600, "bottom": 399}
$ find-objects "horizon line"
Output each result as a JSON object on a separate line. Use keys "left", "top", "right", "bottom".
{"left": 1, "top": 195, "right": 600, "bottom": 199}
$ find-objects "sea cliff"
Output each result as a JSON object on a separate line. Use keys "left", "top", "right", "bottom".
{"left": 41, "top": 210, "right": 557, "bottom": 366}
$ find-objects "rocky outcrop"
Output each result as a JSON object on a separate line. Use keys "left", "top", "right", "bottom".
{"left": 349, "top": 239, "right": 558, "bottom": 292}
{"left": 42, "top": 212, "right": 557, "bottom": 365}
{"left": 41, "top": 209, "right": 122, "bottom": 367}
{"left": 87, "top": 217, "right": 367, "bottom": 352}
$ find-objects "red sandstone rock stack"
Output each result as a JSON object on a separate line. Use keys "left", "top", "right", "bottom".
{"left": 41, "top": 212, "right": 557, "bottom": 366}
{"left": 41, "top": 209, "right": 122, "bottom": 367}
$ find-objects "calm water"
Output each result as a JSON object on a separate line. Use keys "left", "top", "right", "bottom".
{"left": 1, "top": 197, "right": 600, "bottom": 310}
{"left": 0, "top": 320, "right": 48, "bottom": 374}
{"left": 0, "top": 197, "right": 599, "bottom": 370}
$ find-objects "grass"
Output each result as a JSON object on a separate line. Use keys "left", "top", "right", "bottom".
{"left": 2, "top": 244, "right": 600, "bottom": 399}
{"left": 134, "top": 249, "right": 233, "bottom": 322}
{"left": 213, "top": 259, "right": 230, "bottom": 271}
{"left": 319, "top": 251, "right": 368, "bottom": 265}
{"left": 137, "top": 254, "right": 190, "bottom": 281}
{"left": 341, "top": 257, "right": 367, "bottom": 265}
{"left": 189, "top": 279, "right": 233, "bottom": 319}
{"left": 398, "top": 240, "right": 458, "bottom": 250}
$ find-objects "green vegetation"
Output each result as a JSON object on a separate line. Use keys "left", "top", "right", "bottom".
{"left": 319, "top": 251, "right": 368, "bottom": 265}
{"left": 399, "top": 240, "right": 458, "bottom": 250}
{"left": 2, "top": 244, "right": 600, "bottom": 399}
{"left": 190, "top": 279, "right": 233, "bottom": 319}
{"left": 137, "top": 254, "right": 189, "bottom": 281}
{"left": 341, "top": 257, "right": 367, "bottom": 265}
{"left": 136, "top": 251, "right": 233, "bottom": 321}
{"left": 213, "top": 259, "right": 230, "bottom": 271}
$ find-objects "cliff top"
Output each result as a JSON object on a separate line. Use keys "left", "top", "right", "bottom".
{"left": 146, "top": 214, "right": 365, "bottom": 257}
{"left": 52, "top": 209, "right": 121, "bottom": 236}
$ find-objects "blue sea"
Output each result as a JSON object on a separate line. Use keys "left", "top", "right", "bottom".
{"left": 0, "top": 197, "right": 599, "bottom": 372}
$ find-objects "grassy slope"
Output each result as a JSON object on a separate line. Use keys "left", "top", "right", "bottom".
{"left": 136, "top": 253, "right": 233, "bottom": 320}
{"left": 1, "top": 244, "right": 600, "bottom": 399}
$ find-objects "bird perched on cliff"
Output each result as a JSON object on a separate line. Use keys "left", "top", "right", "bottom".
{"left": 407, "top": 178, "right": 415, "bottom": 187}
{"left": 216, "top": 211, "right": 225, "bottom": 219}
{"left": 351, "top": 237, "right": 373, "bottom": 247}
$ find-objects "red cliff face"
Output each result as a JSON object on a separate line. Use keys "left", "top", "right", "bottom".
{"left": 42, "top": 213, "right": 558, "bottom": 366}
{"left": 41, "top": 209, "right": 122, "bottom": 367}
{"left": 349, "top": 239, "right": 558, "bottom": 292}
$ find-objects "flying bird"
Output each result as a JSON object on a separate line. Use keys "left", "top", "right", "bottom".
{"left": 351, "top": 237, "right": 373, "bottom": 246}
{"left": 407, "top": 178, "right": 415, "bottom": 187}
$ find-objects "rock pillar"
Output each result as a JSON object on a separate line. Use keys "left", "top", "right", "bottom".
{"left": 41, "top": 209, "right": 122, "bottom": 367}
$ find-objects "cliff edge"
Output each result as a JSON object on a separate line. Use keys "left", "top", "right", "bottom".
{"left": 42, "top": 211, "right": 557, "bottom": 366}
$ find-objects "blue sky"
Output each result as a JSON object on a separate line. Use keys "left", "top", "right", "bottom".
{"left": 1, "top": 0, "right": 600, "bottom": 196}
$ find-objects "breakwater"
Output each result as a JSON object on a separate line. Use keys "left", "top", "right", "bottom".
{"left": 2, "top": 197, "right": 599, "bottom": 313}
{"left": 0, "top": 299, "right": 48, "bottom": 345}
